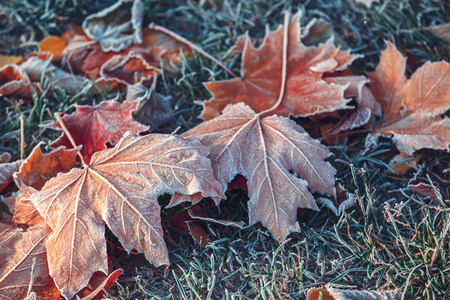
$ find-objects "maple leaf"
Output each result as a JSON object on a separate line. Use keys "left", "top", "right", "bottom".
{"left": 178, "top": 103, "right": 336, "bottom": 241}
{"left": 200, "top": 12, "right": 359, "bottom": 120}
{"left": 367, "top": 42, "right": 450, "bottom": 167}
{"left": 46, "top": 100, "right": 149, "bottom": 164}
{"left": 7, "top": 144, "right": 80, "bottom": 226}
{"left": 0, "top": 223, "right": 60, "bottom": 300}
{"left": 100, "top": 53, "right": 159, "bottom": 85}
{"left": 408, "top": 176, "right": 448, "bottom": 206}
{"left": 29, "top": 132, "right": 221, "bottom": 298}
{"left": 82, "top": 0, "right": 143, "bottom": 52}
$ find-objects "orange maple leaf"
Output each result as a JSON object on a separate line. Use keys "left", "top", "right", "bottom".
{"left": 367, "top": 42, "right": 450, "bottom": 168}
{"left": 200, "top": 12, "right": 359, "bottom": 120}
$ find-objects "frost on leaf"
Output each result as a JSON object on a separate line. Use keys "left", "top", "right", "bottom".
{"left": 29, "top": 132, "right": 221, "bottom": 298}
{"left": 9, "top": 144, "right": 80, "bottom": 226}
{"left": 0, "top": 64, "right": 39, "bottom": 99}
{"left": 100, "top": 53, "right": 159, "bottom": 85}
{"left": 0, "top": 223, "right": 60, "bottom": 300}
{"left": 180, "top": 103, "right": 336, "bottom": 241}
{"left": 200, "top": 12, "right": 358, "bottom": 120}
{"left": 82, "top": 0, "right": 143, "bottom": 52}
{"left": 0, "top": 57, "right": 87, "bottom": 98}
{"left": 367, "top": 42, "right": 450, "bottom": 168}
{"left": 0, "top": 153, "right": 21, "bottom": 193}
{"left": 45, "top": 100, "right": 149, "bottom": 164}
{"left": 126, "top": 83, "right": 174, "bottom": 131}
{"left": 62, "top": 27, "right": 191, "bottom": 80}
{"left": 322, "top": 75, "right": 381, "bottom": 136}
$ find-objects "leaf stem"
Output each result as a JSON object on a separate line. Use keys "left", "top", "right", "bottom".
{"left": 149, "top": 23, "right": 238, "bottom": 79}
{"left": 55, "top": 112, "right": 86, "bottom": 166}
{"left": 20, "top": 115, "right": 25, "bottom": 160}
{"left": 261, "top": 11, "right": 290, "bottom": 116}
{"left": 27, "top": 257, "right": 36, "bottom": 297}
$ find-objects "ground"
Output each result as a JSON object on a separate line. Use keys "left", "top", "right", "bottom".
{"left": 0, "top": 0, "right": 449, "bottom": 299}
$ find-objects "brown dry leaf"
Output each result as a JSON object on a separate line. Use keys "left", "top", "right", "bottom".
{"left": 307, "top": 286, "right": 400, "bottom": 300}
{"left": 423, "top": 23, "right": 450, "bottom": 43}
{"left": 0, "top": 64, "right": 39, "bottom": 99}
{"left": 367, "top": 42, "right": 450, "bottom": 168}
{"left": 29, "top": 132, "right": 221, "bottom": 298}
{"left": 76, "top": 269, "right": 123, "bottom": 300}
{"left": 0, "top": 153, "right": 21, "bottom": 193}
{"left": 408, "top": 177, "right": 448, "bottom": 205}
{"left": 46, "top": 100, "right": 149, "bottom": 164}
{"left": 126, "top": 83, "right": 174, "bottom": 131}
{"left": 0, "top": 223, "right": 60, "bottom": 300}
{"left": 0, "top": 56, "right": 87, "bottom": 98}
{"left": 14, "top": 143, "right": 80, "bottom": 191}
{"left": 38, "top": 36, "right": 67, "bottom": 59}
{"left": 62, "top": 27, "right": 191, "bottom": 80}
{"left": 389, "top": 153, "right": 421, "bottom": 175}
{"left": 317, "top": 182, "right": 356, "bottom": 216}
{"left": 229, "top": 18, "right": 344, "bottom": 56}
{"left": 322, "top": 75, "right": 381, "bottom": 136}
{"left": 9, "top": 144, "right": 80, "bottom": 226}
{"left": 20, "top": 56, "right": 87, "bottom": 95}
{"left": 179, "top": 103, "right": 336, "bottom": 241}
{"left": 0, "top": 54, "right": 22, "bottom": 68}
{"left": 200, "top": 12, "right": 358, "bottom": 121}
{"left": 186, "top": 222, "right": 211, "bottom": 247}
{"left": 82, "top": 0, "right": 143, "bottom": 52}
{"left": 100, "top": 53, "right": 159, "bottom": 85}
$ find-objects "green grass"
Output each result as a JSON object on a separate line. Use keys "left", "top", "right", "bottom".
{"left": 0, "top": 0, "right": 449, "bottom": 299}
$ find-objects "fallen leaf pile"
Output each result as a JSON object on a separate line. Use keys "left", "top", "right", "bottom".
{"left": 0, "top": 2, "right": 449, "bottom": 299}
{"left": 0, "top": 0, "right": 192, "bottom": 100}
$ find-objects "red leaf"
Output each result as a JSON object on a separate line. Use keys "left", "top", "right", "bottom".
{"left": 46, "top": 100, "right": 149, "bottom": 163}
{"left": 76, "top": 269, "right": 123, "bottom": 300}
{"left": 200, "top": 12, "right": 358, "bottom": 120}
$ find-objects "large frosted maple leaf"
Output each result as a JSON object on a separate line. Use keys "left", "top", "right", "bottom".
{"left": 180, "top": 103, "right": 336, "bottom": 241}
{"left": 28, "top": 132, "right": 221, "bottom": 298}
{"left": 200, "top": 12, "right": 359, "bottom": 120}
